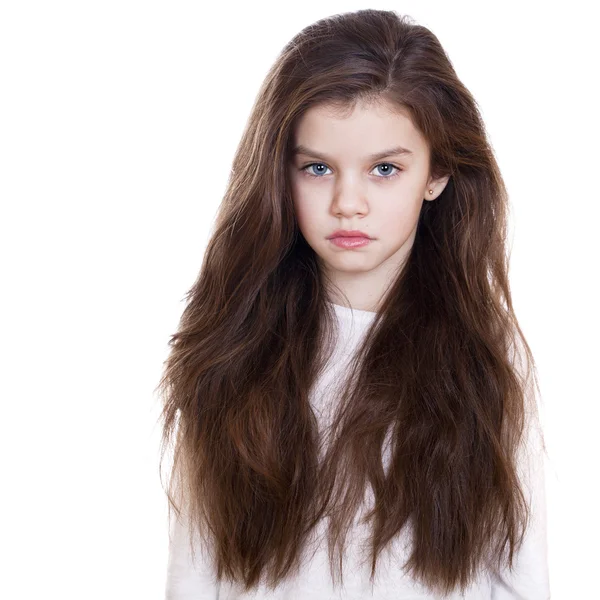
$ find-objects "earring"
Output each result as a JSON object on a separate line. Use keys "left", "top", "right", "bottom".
{"left": 428, "top": 189, "right": 433, "bottom": 194}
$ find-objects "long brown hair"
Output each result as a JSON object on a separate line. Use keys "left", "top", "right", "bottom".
{"left": 156, "top": 9, "right": 546, "bottom": 597}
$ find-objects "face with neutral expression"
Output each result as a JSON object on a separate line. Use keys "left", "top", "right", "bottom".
{"left": 288, "top": 98, "right": 449, "bottom": 311}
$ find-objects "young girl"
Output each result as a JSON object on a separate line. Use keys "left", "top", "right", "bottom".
{"left": 158, "top": 9, "right": 550, "bottom": 599}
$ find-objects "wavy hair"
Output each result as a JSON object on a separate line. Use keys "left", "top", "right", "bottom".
{"left": 156, "top": 9, "right": 546, "bottom": 597}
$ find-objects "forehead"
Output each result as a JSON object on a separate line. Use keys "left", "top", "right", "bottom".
{"left": 291, "top": 100, "right": 426, "bottom": 159}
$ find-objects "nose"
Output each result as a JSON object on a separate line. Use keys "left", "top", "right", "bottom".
{"left": 330, "top": 174, "right": 368, "bottom": 216}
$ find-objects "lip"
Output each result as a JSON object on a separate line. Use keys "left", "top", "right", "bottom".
{"left": 329, "top": 237, "right": 371, "bottom": 248}
{"left": 326, "top": 229, "right": 372, "bottom": 239}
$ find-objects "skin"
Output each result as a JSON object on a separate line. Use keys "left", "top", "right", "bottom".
{"left": 288, "top": 99, "right": 450, "bottom": 313}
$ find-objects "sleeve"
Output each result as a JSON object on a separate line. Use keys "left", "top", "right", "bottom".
{"left": 489, "top": 420, "right": 551, "bottom": 599}
{"left": 164, "top": 496, "right": 221, "bottom": 600}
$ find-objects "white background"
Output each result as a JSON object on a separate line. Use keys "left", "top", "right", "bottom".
{"left": 1, "top": 1, "right": 597, "bottom": 598}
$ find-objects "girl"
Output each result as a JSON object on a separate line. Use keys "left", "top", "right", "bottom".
{"left": 158, "top": 9, "right": 550, "bottom": 599}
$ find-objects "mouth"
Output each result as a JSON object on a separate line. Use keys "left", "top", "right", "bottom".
{"left": 326, "top": 230, "right": 372, "bottom": 240}
{"left": 328, "top": 236, "right": 372, "bottom": 248}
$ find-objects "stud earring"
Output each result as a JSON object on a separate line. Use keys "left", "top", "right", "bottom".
{"left": 428, "top": 189, "right": 433, "bottom": 194}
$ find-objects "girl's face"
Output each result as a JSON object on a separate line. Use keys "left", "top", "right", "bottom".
{"left": 288, "top": 99, "right": 449, "bottom": 310}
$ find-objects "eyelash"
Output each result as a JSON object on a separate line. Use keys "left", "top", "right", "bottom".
{"left": 300, "top": 162, "right": 403, "bottom": 181}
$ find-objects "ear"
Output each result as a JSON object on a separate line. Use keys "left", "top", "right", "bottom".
{"left": 425, "top": 174, "right": 450, "bottom": 201}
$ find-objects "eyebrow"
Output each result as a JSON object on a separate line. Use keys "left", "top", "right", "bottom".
{"left": 291, "top": 144, "right": 414, "bottom": 162}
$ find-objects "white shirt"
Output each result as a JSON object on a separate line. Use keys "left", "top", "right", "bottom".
{"left": 165, "top": 302, "right": 550, "bottom": 599}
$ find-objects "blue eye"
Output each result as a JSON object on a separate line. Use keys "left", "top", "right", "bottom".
{"left": 301, "top": 162, "right": 402, "bottom": 179}
{"left": 304, "top": 163, "right": 332, "bottom": 177}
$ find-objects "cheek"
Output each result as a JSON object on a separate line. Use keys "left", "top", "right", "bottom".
{"left": 378, "top": 200, "right": 422, "bottom": 236}
{"left": 382, "top": 201, "right": 412, "bottom": 223}
{"left": 292, "top": 196, "right": 308, "bottom": 229}
{"left": 292, "top": 193, "right": 322, "bottom": 234}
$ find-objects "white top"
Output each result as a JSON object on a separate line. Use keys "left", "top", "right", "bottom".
{"left": 165, "top": 302, "right": 550, "bottom": 599}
